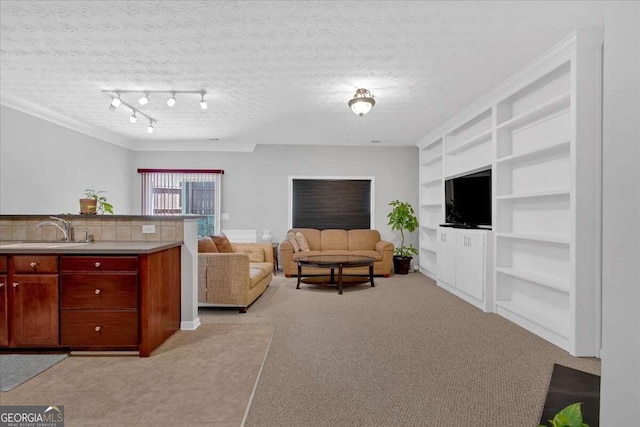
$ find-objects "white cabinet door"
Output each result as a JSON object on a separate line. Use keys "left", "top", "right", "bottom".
{"left": 456, "top": 231, "right": 485, "bottom": 299}
{"left": 437, "top": 228, "right": 456, "bottom": 285}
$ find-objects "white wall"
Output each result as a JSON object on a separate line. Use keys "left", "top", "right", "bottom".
{"left": 600, "top": 2, "right": 640, "bottom": 424}
{"left": 0, "top": 105, "right": 134, "bottom": 215}
{"left": 132, "top": 144, "right": 419, "bottom": 249}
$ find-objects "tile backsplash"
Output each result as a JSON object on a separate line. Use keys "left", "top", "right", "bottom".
{"left": 0, "top": 216, "right": 185, "bottom": 242}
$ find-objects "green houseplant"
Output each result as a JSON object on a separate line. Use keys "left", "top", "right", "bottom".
{"left": 539, "top": 402, "right": 588, "bottom": 427}
{"left": 79, "top": 189, "right": 114, "bottom": 214}
{"left": 387, "top": 200, "right": 419, "bottom": 274}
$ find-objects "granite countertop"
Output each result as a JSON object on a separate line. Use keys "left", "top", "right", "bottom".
{"left": 0, "top": 240, "right": 182, "bottom": 254}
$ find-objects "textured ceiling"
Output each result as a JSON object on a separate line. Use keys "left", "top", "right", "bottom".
{"left": 0, "top": 1, "right": 605, "bottom": 150}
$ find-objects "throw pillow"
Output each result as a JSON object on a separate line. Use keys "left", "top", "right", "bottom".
{"left": 198, "top": 236, "right": 218, "bottom": 253}
{"left": 295, "top": 232, "right": 310, "bottom": 251}
{"left": 212, "top": 235, "right": 234, "bottom": 253}
{"left": 287, "top": 232, "right": 300, "bottom": 252}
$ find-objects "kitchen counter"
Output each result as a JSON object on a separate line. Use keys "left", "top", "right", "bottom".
{"left": 0, "top": 240, "right": 182, "bottom": 254}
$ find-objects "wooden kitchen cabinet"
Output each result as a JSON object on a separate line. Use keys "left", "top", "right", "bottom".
{"left": 0, "top": 256, "right": 8, "bottom": 346}
{"left": 60, "top": 256, "right": 139, "bottom": 350}
{"left": 10, "top": 255, "right": 59, "bottom": 346}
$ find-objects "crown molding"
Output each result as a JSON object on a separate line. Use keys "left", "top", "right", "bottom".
{"left": 0, "top": 93, "right": 134, "bottom": 150}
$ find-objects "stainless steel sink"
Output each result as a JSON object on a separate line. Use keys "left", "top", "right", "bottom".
{"left": 0, "top": 242, "right": 88, "bottom": 249}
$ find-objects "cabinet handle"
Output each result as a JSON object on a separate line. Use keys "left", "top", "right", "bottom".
{"left": 94, "top": 326, "right": 102, "bottom": 332}
{"left": 13, "top": 282, "right": 18, "bottom": 287}
{"left": 95, "top": 262, "right": 101, "bottom": 268}
{"left": 0, "top": 282, "right": 4, "bottom": 288}
{"left": 94, "top": 289, "right": 101, "bottom": 295}
{"left": 30, "top": 262, "right": 37, "bottom": 268}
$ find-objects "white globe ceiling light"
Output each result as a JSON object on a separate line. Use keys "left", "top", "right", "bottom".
{"left": 348, "top": 88, "right": 376, "bottom": 116}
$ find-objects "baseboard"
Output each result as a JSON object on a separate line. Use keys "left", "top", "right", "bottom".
{"left": 180, "top": 317, "right": 201, "bottom": 331}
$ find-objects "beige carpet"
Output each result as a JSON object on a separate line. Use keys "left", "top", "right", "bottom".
{"left": 0, "top": 324, "right": 274, "bottom": 427}
{"left": 199, "top": 273, "right": 600, "bottom": 427}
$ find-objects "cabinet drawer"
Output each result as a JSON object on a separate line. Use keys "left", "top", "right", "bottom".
{"left": 0, "top": 256, "right": 6, "bottom": 273}
{"left": 60, "top": 256, "right": 138, "bottom": 272}
{"left": 13, "top": 256, "right": 58, "bottom": 273}
{"left": 60, "top": 274, "right": 138, "bottom": 309}
{"left": 60, "top": 310, "right": 138, "bottom": 346}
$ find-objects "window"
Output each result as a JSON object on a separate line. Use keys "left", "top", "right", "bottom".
{"left": 289, "top": 176, "right": 375, "bottom": 230}
{"left": 138, "top": 169, "right": 223, "bottom": 236}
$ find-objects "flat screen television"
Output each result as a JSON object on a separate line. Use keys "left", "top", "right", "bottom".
{"left": 444, "top": 169, "right": 492, "bottom": 228}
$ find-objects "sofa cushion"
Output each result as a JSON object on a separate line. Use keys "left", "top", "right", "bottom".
{"left": 290, "top": 229, "right": 321, "bottom": 250}
{"left": 291, "top": 250, "right": 323, "bottom": 261}
{"left": 348, "top": 229, "right": 381, "bottom": 251}
{"left": 320, "top": 229, "right": 348, "bottom": 250}
{"left": 212, "top": 235, "right": 234, "bottom": 253}
{"left": 295, "top": 232, "right": 310, "bottom": 251}
{"left": 236, "top": 247, "right": 265, "bottom": 262}
{"left": 351, "top": 250, "right": 383, "bottom": 261}
{"left": 287, "top": 232, "right": 300, "bottom": 252}
{"left": 198, "top": 236, "right": 218, "bottom": 253}
{"left": 249, "top": 262, "right": 273, "bottom": 289}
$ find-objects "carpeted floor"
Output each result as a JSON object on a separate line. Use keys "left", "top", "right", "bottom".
{"left": 0, "top": 324, "right": 274, "bottom": 426}
{"left": 199, "top": 273, "right": 600, "bottom": 427}
{"left": 0, "top": 353, "right": 68, "bottom": 391}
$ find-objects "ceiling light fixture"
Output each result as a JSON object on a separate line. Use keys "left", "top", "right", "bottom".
{"left": 130, "top": 111, "right": 137, "bottom": 123}
{"left": 147, "top": 120, "right": 154, "bottom": 134}
{"left": 110, "top": 93, "right": 121, "bottom": 108}
{"left": 200, "top": 91, "right": 208, "bottom": 110}
{"left": 138, "top": 92, "right": 149, "bottom": 105}
{"left": 348, "top": 88, "right": 376, "bottom": 117}
{"left": 103, "top": 93, "right": 158, "bottom": 134}
{"left": 167, "top": 92, "right": 176, "bottom": 107}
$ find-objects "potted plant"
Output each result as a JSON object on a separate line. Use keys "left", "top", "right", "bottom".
{"left": 80, "top": 189, "right": 114, "bottom": 214}
{"left": 387, "top": 200, "right": 419, "bottom": 274}
{"left": 539, "top": 402, "right": 588, "bottom": 427}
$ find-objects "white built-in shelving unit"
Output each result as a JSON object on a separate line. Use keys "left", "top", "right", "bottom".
{"left": 416, "top": 31, "right": 602, "bottom": 356}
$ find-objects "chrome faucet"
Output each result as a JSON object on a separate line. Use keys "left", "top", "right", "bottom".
{"left": 36, "top": 216, "right": 72, "bottom": 241}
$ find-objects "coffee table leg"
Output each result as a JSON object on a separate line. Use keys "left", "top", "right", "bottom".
{"left": 369, "top": 264, "right": 375, "bottom": 287}
{"left": 330, "top": 267, "right": 335, "bottom": 284}
{"left": 338, "top": 265, "right": 343, "bottom": 295}
{"left": 296, "top": 262, "right": 301, "bottom": 289}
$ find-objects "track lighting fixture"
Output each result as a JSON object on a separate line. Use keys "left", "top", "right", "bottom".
{"left": 138, "top": 93, "right": 149, "bottom": 105}
{"left": 102, "top": 89, "right": 208, "bottom": 134}
{"left": 200, "top": 91, "right": 208, "bottom": 110}
{"left": 167, "top": 93, "right": 176, "bottom": 107}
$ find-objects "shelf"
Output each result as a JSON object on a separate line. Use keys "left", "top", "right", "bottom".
{"left": 496, "top": 140, "right": 570, "bottom": 164}
{"left": 496, "top": 267, "right": 569, "bottom": 293}
{"left": 421, "top": 225, "right": 438, "bottom": 231}
{"left": 497, "top": 92, "right": 571, "bottom": 131}
{"left": 420, "top": 202, "right": 442, "bottom": 208}
{"left": 421, "top": 155, "right": 442, "bottom": 166}
{"left": 420, "top": 246, "right": 437, "bottom": 254}
{"left": 495, "top": 300, "right": 569, "bottom": 338}
{"left": 446, "top": 129, "right": 492, "bottom": 155}
{"left": 421, "top": 177, "right": 442, "bottom": 186}
{"left": 496, "top": 232, "right": 569, "bottom": 245}
{"left": 496, "top": 189, "right": 570, "bottom": 200}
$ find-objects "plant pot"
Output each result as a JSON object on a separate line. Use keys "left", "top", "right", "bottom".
{"left": 393, "top": 256, "right": 412, "bottom": 275}
{"left": 79, "top": 198, "right": 97, "bottom": 214}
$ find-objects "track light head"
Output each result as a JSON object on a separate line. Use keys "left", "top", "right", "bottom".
{"left": 200, "top": 91, "right": 208, "bottom": 110}
{"left": 110, "top": 94, "right": 121, "bottom": 108}
{"left": 108, "top": 104, "right": 116, "bottom": 112}
{"left": 139, "top": 93, "right": 149, "bottom": 105}
{"left": 130, "top": 111, "right": 137, "bottom": 123}
{"left": 147, "top": 121, "right": 154, "bottom": 134}
{"left": 167, "top": 93, "right": 176, "bottom": 107}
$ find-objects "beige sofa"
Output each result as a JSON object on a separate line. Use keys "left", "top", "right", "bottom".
{"left": 280, "top": 228, "right": 394, "bottom": 277}
{"left": 198, "top": 242, "right": 273, "bottom": 313}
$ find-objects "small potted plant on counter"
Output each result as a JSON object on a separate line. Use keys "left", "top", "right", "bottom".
{"left": 80, "top": 189, "right": 114, "bottom": 214}
{"left": 387, "top": 200, "right": 419, "bottom": 274}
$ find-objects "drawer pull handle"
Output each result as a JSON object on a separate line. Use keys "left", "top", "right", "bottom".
{"left": 13, "top": 282, "right": 19, "bottom": 287}
{"left": 95, "top": 326, "right": 102, "bottom": 332}
{"left": 30, "top": 262, "right": 37, "bottom": 268}
{"left": 95, "top": 262, "right": 101, "bottom": 268}
{"left": 95, "top": 289, "right": 101, "bottom": 295}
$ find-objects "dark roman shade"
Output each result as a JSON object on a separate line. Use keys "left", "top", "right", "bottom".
{"left": 292, "top": 179, "right": 371, "bottom": 230}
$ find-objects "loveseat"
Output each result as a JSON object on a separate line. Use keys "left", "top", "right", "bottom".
{"left": 280, "top": 228, "right": 394, "bottom": 277}
{"left": 198, "top": 237, "right": 273, "bottom": 313}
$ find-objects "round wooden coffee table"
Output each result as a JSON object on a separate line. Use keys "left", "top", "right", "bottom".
{"left": 296, "top": 255, "right": 375, "bottom": 295}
